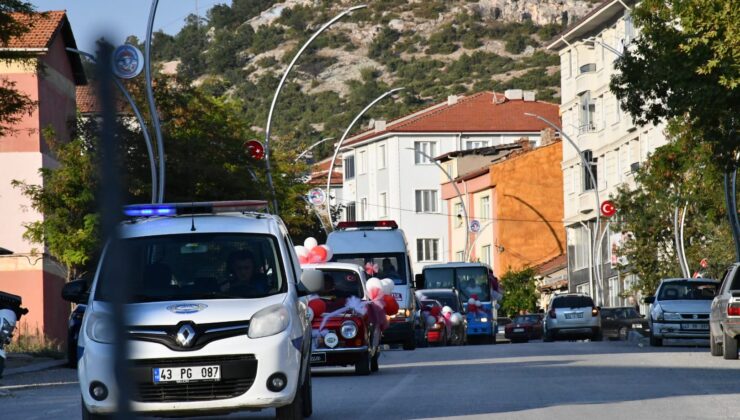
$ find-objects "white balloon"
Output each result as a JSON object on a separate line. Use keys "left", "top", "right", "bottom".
{"left": 468, "top": 298, "right": 476, "bottom": 305}
{"left": 366, "top": 277, "right": 384, "bottom": 297}
{"left": 304, "top": 237, "right": 318, "bottom": 250}
{"left": 442, "top": 305, "right": 453, "bottom": 314}
{"left": 475, "top": 300, "right": 482, "bottom": 306}
{"left": 294, "top": 245, "right": 309, "bottom": 258}
{"left": 451, "top": 313, "right": 463, "bottom": 326}
{"left": 380, "top": 278, "right": 394, "bottom": 295}
{"left": 320, "top": 244, "right": 333, "bottom": 261}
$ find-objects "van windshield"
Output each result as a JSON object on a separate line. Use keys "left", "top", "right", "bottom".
{"left": 331, "top": 253, "right": 407, "bottom": 285}
{"left": 95, "top": 233, "right": 286, "bottom": 303}
{"left": 423, "top": 267, "right": 491, "bottom": 302}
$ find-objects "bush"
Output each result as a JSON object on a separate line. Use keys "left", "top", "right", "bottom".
{"left": 504, "top": 32, "right": 532, "bottom": 54}
{"left": 368, "top": 27, "right": 401, "bottom": 60}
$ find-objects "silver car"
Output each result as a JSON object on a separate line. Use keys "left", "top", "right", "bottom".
{"left": 710, "top": 263, "right": 740, "bottom": 359}
{"left": 646, "top": 278, "right": 719, "bottom": 347}
{"left": 543, "top": 294, "right": 602, "bottom": 341}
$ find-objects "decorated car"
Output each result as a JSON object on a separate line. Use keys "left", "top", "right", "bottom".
{"left": 298, "top": 238, "right": 397, "bottom": 375}
{"left": 416, "top": 290, "right": 466, "bottom": 346}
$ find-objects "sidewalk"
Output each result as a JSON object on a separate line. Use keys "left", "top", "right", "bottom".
{"left": 2, "top": 353, "right": 67, "bottom": 377}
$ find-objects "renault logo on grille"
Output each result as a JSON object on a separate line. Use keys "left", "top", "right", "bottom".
{"left": 693, "top": 314, "right": 698, "bottom": 320}
{"left": 176, "top": 324, "right": 196, "bottom": 347}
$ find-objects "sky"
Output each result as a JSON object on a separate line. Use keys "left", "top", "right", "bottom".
{"left": 30, "top": 0, "right": 223, "bottom": 54}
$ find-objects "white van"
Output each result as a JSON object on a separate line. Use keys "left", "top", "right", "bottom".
{"left": 62, "top": 201, "right": 323, "bottom": 420}
{"left": 327, "top": 221, "right": 417, "bottom": 350}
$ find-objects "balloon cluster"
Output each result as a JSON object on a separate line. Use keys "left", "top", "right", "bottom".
{"left": 295, "top": 237, "right": 333, "bottom": 265}
{"left": 466, "top": 295, "right": 488, "bottom": 319}
{"left": 421, "top": 303, "right": 463, "bottom": 335}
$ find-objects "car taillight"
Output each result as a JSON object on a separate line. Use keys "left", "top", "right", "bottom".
{"left": 548, "top": 308, "right": 556, "bottom": 319}
{"left": 592, "top": 307, "right": 599, "bottom": 316}
{"left": 728, "top": 305, "right": 740, "bottom": 316}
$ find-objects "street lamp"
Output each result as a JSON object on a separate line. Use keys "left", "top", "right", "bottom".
{"left": 264, "top": 5, "right": 367, "bottom": 213}
{"left": 326, "top": 87, "right": 404, "bottom": 227}
{"left": 145, "top": 0, "right": 166, "bottom": 203}
{"left": 466, "top": 220, "right": 493, "bottom": 262}
{"left": 67, "top": 48, "right": 158, "bottom": 204}
{"left": 407, "top": 147, "right": 470, "bottom": 262}
{"left": 584, "top": 37, "right": 624, "bottom": 57}
{"left": 295, "top": 137, "right": 335, "bottom": 162}
{"left": 524, "top": 112, "right": 603, "bottom": 305}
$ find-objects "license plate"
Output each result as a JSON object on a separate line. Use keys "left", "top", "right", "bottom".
{"left": 682, "top": 323, "right": 709, "bottom": 330}
{"left": 310, "top": 352, "right": 326, "bottom": 363}
{"left": 632, "top": 323, "right": 643, "bottom": 329}
{"left": 513, "top": 328, "right": 525, "bottom": 332}
{"left": 153, "top": 365, "right": 220, "bottom": 384}
{"left": 565, "top": 312, "right": 584, "bottom": 319}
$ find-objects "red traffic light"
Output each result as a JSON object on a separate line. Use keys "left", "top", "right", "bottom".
{"left": 245, "top": 140, "right": 265, "bottom": 160}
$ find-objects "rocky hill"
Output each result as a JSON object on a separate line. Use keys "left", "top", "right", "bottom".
{"left": 148, "top": 0, "right": 601, "bottom": 156}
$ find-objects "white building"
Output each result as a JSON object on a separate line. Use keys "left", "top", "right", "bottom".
{"left": 337, "top": 91, "right": 560, "bottom": 274}
{"left": 547, "top": 0, "right": 667, "bottom": 306}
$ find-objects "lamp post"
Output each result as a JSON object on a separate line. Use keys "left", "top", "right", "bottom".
{"left": 326, "top": 87, "right": 404, "bottom": 227}
{"left": 264, "top": 5, "right": 367, "bottom": 213}
{"left": 584, "top": 37, "right": 624, "bottom": 58}
{"left": 145, "top": 0, "right": 166, "bottom": 203}
{"left": 295, "top": 137, "right": 335, "bottom": 162}
{"left": 525, "top": 112, "right": 603, "bottom": 305}
{"left": 407, "top": 148, "right": 470, "bottom": 262}
{"left": 467, "top": 220, "right": 494, "bottom": 262}
{"left": 67, "top": 48, "right": 158, "bottom": 204}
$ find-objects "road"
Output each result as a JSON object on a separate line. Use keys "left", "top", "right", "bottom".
{"left": 3, "top": 339, "right": 740, "bottom": 419}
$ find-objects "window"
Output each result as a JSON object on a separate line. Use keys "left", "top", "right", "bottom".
{"left": 566, "top": 50, "right": 572, "bottom": 78}
{"left": 579, "top": 63, "right": 596, "bottom": 74}
{"left": 480, "top": 196, "right": 490, "bottom": 221}
{"left": 466, "top": 140, "right": 488, "bottom": 150}
{"left": 574, "top": 226, "right": 591, "bottom": 270}
{"left": 378, "top": 144, "right": 386, "bottom": 169}
{"left": 582, "top": 150, "right": 597, "bottom": 191}
{"left": 345, "top": 202, "right": 356, "bottom": 221}
{"left": 414, "top": 141, "right": 436, "bottom": 164}
{"left": 576, "top": 283, "right": 589, "bottom": 296}
{"left": 578, "top": 92, "right": 596, "bottom": 133}
{"left": 379, "top": 192, "right": 387, "bottom": 217}
{"left": 481, "top": 245, "right": 491, "bottom": 266}
{"left": 624, "top": 11, "right": 634, "bottom": 44}
{"left": 609, "top": 276, "right": 620, "bottom": 307}
{"left": 453, "top": 202, "right": 464, "bottom": 227}
{"left": 415, "top": 189, "right": 438, "bottom": 213}
{"left": 343, "top": 155, "right": 355, "bottom": 180}
{"left": 358, "top": 151, "right": 367, "bottom": 174}
{"left": 360, "top": 197, "right": 367, "bottom": 220}
{"left": 417, "top": 239, "right": 440, "bottom": 262}
{"left": 455, "top": 251, "right": 465, "bottom": 262}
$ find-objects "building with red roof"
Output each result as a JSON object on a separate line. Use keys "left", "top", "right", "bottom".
{"left": 0, "top": 11, "right": 86, "bottom": 342}
{"left": 337, "top": 90, "right": 560, "bottom": 274}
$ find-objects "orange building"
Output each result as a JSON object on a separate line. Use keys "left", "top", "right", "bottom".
{"left": 439, "top": 136, "right": 565, "bottom": 279}
{"left": 0, "top": 11, "right": 86, "bottom": 342}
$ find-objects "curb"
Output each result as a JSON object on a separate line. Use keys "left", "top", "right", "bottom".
{"left": 3, "top": 359, "right": 68, "bottom": 377}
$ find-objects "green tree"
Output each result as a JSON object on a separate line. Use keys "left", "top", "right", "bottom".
{"left": 610, "top": 0, "right": 739, "bottom": 167}
{"left": 0, "top": 1, "right": 38, "bottom": 137}
{"left": 611, "top": 121, "right": 734, "bottom": 295}
{"left": 500, "top": 267, "right": 539, "bottom": 316}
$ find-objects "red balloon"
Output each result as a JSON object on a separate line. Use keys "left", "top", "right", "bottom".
{"left": 367, "top": 286, "right": 382, "bottom": 301}
{"left": 245, "top": 140, "right": 265, "bottom": 160}
{"left": 467, "top": 303, "right": 477, "bottom": 313}
{"left": 298, "top": 255, "right": 309, "bottom": 264}
{"left": 430, "top": 306, "right": 441, "bottom": 317}
{"left": 383, "top": 295, "right": 399, "bottom": 316}
{"left": 311, "top": 246, "right": 328, "bottom": 262}
{"left": 308, "top": 299, "right": 326, "bottom": 318}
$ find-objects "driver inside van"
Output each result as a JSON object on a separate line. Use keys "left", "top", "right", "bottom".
{"left": 380, "top": 258, "right": 400, "bottom": 279}
{"left": 222, "top": 250, "right": 270, "bottom": 297}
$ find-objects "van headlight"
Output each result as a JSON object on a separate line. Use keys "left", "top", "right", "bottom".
{"left": 663, "top": 312, "right": 682, "bottom": 321}
{"left": 340, "top": 321, "right": 358, "bottom": 339}
{"left": 85, "top": 312, "right": 114, "bottom": 344}
{"left": 248, "top": 304, "right": 290, "bottom": 339}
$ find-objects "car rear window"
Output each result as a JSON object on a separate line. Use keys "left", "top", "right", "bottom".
{"left": 552, "top": 296, "right": 594, "bottom": 308}
{"left": 315, "top": 269, "right": 364, "bottom": 300}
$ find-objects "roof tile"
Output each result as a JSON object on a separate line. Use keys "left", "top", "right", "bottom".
{"left": 3, "top": 11, "right": 66, "bottom": 49}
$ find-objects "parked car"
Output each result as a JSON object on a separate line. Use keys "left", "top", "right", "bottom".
{"left": 600, "top": 307, "right": 649, "bottom": 340}
{"left": 301, "top": 262, "right": 382, "bottom": 375}
{"left": 416, "top": 289, "right": 467, "bottom": 345}
{"left": 66, "top": 303, "right": 86, "bottom": 368}
{"left": 61, "top": 201, "right": 323, "bottom": 419}
{"left": 544, "top": 294, "right": 602, "bottom": 341}
{"left": 505, "top": 314, "right": 543, "bottom": 342}
{"left": 646, "top": 278, "right": 719, "bottom": 347}
{"left": 710, "top": 263, "right": 740, "bottom": 359}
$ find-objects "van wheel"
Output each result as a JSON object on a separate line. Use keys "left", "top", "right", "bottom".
{"left": 370, "top": 351, "right": 379, "bottom": 372}
{"left": 723, "top": 332, "right": 739, "bottom": 360}
{"left": 649, "top": 332, "right": 663, "bottom": 347}
{"left": 81, "top": 397, "right": 111, "bottom": 420}
{"left": 355, "top": 351, "right": 371, "bottom": 375}
{"left": 710, "top": 332, "right": 723, "bottom": 356}
{"left": 275, "top": 380, "right": 304, "bottom": 420}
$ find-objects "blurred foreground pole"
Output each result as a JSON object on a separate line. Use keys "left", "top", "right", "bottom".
{"left": 96, "top": 41, "right": 135, "bottom": 419}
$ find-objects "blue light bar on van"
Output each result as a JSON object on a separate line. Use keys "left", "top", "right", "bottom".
{"left": 123, "top": 200, "right": 269, "bottom": 217}
{"left": 336, "top": 220, "right": 398, "bottom": 230}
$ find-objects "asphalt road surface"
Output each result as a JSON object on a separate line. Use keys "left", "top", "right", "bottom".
{"left": 3, "top": 339, "right": 740, "bottom": 420}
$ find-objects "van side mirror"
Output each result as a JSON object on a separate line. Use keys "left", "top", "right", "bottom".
{"left": 298, "top": 270, "right": 323, "bottom": 296}
{"left": 62, "top": 279, "right": 89, "bottom": 304}
{"left": 414, "top": 273, "right": 425, "bottom": 290}
{"left": 643, "top": 296, "right": 655, "bottom": 304}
